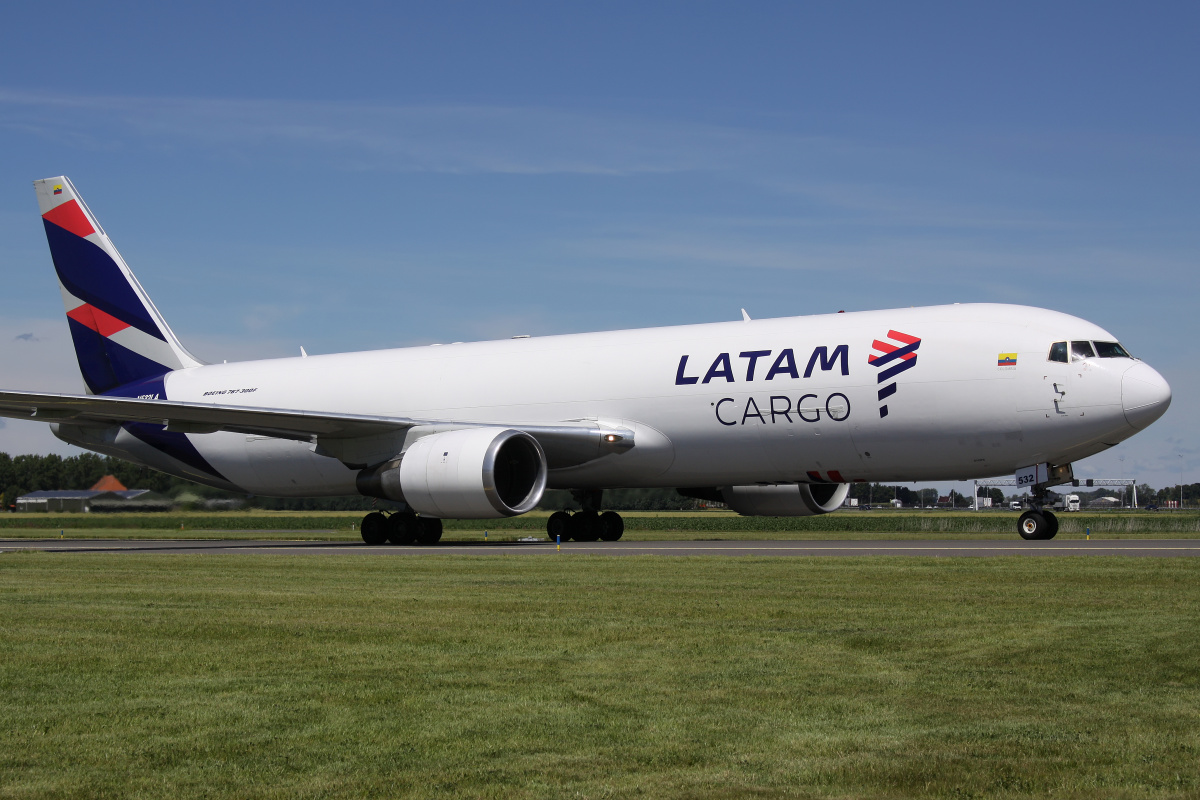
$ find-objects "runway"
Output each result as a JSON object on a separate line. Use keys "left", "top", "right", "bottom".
{"left": 2, "top": 538, "right": 1199, "bottom": 557}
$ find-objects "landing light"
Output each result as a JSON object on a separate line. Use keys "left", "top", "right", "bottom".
{"left": 604, "top": 434, "right": 622, "bottom": 443}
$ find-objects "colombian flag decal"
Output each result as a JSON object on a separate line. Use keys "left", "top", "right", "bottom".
{"left": 53, "top": 185, "right": 63, "bottom": 195}
{"left": 998, "top": 353, "right": 1017, "bottom": 367}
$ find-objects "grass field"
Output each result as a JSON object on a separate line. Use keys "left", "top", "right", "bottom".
{"left": 2, "top": 510, "right": 1199, "bottom": 541}
{"left": 2, "top": 554, "right": 1198, "bottom": 798}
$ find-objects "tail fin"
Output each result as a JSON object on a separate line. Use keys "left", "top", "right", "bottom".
{"left": 34, "top": 177, "right": 204, "bottom": 395}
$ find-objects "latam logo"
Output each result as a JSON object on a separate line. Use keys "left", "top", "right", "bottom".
{"left": 869, "top": 330, "right": 921, "bottom": 418}
{"left": 675, "top": 345, "right": 849, "bottom": 385}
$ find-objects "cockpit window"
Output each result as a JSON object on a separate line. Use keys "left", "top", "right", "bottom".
{"left": 1071, "top": 341, "right": 1096, "bottom": 361}
{"left": 1048, "top": 341, "right": 1068, "bottom": 363}
{"left": 1094, "top": 341, "right": 1132, "bottom": 358}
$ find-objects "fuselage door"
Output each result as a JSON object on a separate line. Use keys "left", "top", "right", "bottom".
{"left": 1018, "top": 340, "right": 1075, "bottom": 417}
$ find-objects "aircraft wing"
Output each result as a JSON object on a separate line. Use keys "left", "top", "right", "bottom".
{"left": 0, "top": 390, "right": 633, "bottom": 469}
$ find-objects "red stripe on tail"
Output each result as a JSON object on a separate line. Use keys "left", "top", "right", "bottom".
{"left": 42, "top": 199, "right": 95, "bottom": 239}
{"left": 67, "top": 303, "right": 131, "bottom": 337}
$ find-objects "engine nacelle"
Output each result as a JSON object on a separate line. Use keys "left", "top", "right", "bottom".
{"left": 356, "top": 427, "right": 547, "bottom": 518}
{"left": 719, "top": 483, "right": 850, "bottom": 516}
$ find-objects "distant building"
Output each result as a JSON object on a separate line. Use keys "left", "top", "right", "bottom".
{"left": 16, "top": 475, "right": 168, "bottom": 512}
{"left": 90, "top": 474, "right": 128, "bottom": 492}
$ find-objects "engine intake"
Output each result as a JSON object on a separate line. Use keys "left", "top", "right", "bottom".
{"left": 679, "top": 483, "right": 849, "bottom": 516}
{"left": 357, "top": 427, "right": 547, "bottom": 518}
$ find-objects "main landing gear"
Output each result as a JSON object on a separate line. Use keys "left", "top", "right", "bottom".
{"left": 546, "top": 490, "right": 625, "bottom": 542}
{"left": 360, "top": 510, "right": 443, "bottom": 546}
{"left": 1017, "top": 483, "right": 1059, "bottom": 540}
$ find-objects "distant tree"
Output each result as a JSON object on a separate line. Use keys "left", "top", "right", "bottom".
{"left": 0, "top": 453, "right": 13, "bottom": 491}
{"left": 3, "top": 485, "right": 27, "bottom": 511}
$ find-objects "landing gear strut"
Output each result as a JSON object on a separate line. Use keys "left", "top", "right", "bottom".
{"left": 547, "top": 491, "right": 625, "bottom": 542}
{"left": 359, "top": 510, "right": 442, "bottom": 545}
{"left": 1018, "top": 484, "right": 1059, "bottom": 540}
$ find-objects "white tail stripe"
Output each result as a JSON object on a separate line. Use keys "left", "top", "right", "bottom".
{"left": 59, "top": 282, "right": 86, "bottom": 313}
{"left": 107, "top": 326, "right": 189, "bottom": 369}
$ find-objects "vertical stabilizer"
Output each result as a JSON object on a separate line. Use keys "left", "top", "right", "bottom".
{"left": 34, "top": 177, "right": 204, "bottom": 394}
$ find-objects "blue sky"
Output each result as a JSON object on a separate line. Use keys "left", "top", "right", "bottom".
{"left": 0, "top": 2, "right": 1196, "bottom": 493}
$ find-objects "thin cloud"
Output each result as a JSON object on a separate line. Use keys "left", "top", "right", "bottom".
{"left": 553, "top": 225, "right": 1197, "bottom": 285}
{"left": 0, "top": 89, "right": 744, "bottom": 176}
{"left": 5, "top": 87, "right": 1161, "bottom": 239}
{"left": 13, "top": 333, "right": 37, "bottom": 341}
{"left": 0, "top": 88, "right": 862, "bottom": 179}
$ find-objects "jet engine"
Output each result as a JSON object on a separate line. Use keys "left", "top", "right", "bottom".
{"left": 357, "top": 427, "right": 547, "bottom": 518}
{"left": 680, "top": 483, "right": 850, "bottom": 516}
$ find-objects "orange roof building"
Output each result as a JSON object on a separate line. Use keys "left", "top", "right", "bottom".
{"left": 89, "top": 475, "right": 128, "bottom": 492}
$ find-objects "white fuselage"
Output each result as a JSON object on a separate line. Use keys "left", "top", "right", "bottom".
{"left": 57, "top": 303, "right": 1166, "bottom": 497}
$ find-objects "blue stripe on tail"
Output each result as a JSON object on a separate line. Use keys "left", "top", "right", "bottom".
{"left": 44, "top": 220, "right": 166, "bottom": 341}
{"left": 66, "top": 318, "right": 171, "bottom": 395}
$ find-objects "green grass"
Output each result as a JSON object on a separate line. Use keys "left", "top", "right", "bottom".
{"left": 2, "top": 510, "right": 1199, "bottom": 541}
{"left": 1, "top": 554, "right": 1198, "bottom": 798}
{"left": 4, "top": 528, "right": 1200, "bottom": 542}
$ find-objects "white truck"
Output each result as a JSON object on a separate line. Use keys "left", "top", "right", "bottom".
{"left": 1054, "top": 494, "right": 1082, "bottom": 512}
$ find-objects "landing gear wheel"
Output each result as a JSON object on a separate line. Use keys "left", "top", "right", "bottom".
{"left": 571, "top": 510, "right": 601, "bottom": 542}
{"left": 361, "top": 511, "right": 389, "bottom": 545}
{"left": 387, "top": 513, "right": 418, "bottom": 545}
{"left": 547, "top": 511, "right": 571, "bottom": 541}
{"left": 1018, "top": 510, "right": 1051, "bottom": 541}
{"left": 598, "top": 511, "right": 624, "bottom": 541}
{"left": 1042, "top": 511, "right": 1059, "bottom": 540}
{"left": 417, "top": 517, "right": 443, "bottom": 545}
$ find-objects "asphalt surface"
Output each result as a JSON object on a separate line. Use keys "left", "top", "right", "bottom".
{"left": 2, "top": 538, "right": 1199, "bottom": 556}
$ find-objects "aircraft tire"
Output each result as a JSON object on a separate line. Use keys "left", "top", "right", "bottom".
{"left": 1042, "top": 511, "right": 1059, "bottom": 540}
{"left": 1017, "top": 510, "right": 1050, "bottom": 541}
{"left": 361, "top": 511, "right": 389, "bottom": 545}
{"left": 599, "top": 511, "right": 624, "bottom": 541}
{"left": 417, "top": 517, "right": 443, "bottom": 545}
{"left": 571, "top": 510, "right": 602, "bottom": 542}
{"left": 547, "top": 511, "right": 571, "bottom": 542}
{"left": 387, "top": 513, "right": 418, "bottom": 545}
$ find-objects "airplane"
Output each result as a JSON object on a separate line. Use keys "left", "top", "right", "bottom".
{"left": 0, "top": 176, "right": 1172, "bottom": 543}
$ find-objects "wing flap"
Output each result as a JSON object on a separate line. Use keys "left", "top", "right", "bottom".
{"left": 0, "top": 390, "right": 413, "bottom": 439}
{"left": 0, "top": 390, "right": 635, "bottom": 468}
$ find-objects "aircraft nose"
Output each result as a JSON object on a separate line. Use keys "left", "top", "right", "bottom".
{"left": 1122, "top": 362, "right": 1172, "bottom": 430}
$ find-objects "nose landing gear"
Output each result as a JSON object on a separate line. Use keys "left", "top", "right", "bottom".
{"left": 1017, "top": 483, "right": 1059, "bottom": 540}
{"left": 1017, "top": 509, "right": 1059, "bottom": 540}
